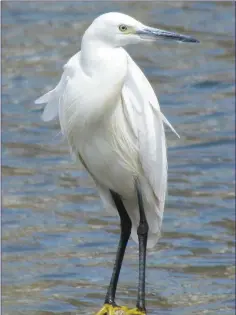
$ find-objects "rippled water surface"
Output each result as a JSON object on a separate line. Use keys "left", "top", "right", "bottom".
{"left": 2, "top": 2, "right": 235, "bottom": 315}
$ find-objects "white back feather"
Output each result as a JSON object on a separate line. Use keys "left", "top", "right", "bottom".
{"left": 122, "top": 50, "right": 178, "bottom": 211}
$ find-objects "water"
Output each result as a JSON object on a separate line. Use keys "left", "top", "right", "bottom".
{"left": 2, "top": 2, "right": 235, "bottom": 315}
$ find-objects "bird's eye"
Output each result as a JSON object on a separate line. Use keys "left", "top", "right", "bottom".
{"left": 119, "top": 24, "right": 128, "bottom": 32}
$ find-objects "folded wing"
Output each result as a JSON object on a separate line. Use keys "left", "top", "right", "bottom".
{"left": 122, "top": 50, "right": 179, "bottom": 215}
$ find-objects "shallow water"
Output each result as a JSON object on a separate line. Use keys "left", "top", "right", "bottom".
{"left": 2, "top": 2, "right": 235, "bottom": 315}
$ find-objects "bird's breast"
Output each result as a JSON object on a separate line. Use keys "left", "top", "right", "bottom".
{"left": 61, "top": 48, "right": 138, "bottom": 196}
{"left": 71, "top": 102, "right": 139, "bottom": 197}
{"left": 62, "top": 48, "right": 128, "bottom": 131}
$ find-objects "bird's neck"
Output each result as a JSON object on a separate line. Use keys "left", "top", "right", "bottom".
{"left": 80, "top": 37, "right": 122, "bottom": 76}
{"left": 73, "top": 37, "right": 128, "bottom": 127}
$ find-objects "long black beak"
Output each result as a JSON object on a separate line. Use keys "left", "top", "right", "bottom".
{"left": 137, "top": 26, "right": 199, "bottom": 43}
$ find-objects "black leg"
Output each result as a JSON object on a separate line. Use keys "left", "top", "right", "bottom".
{"left": 104, "top": 190, "right": 132, "bottom": 305}
{"left": 135, "top": 179, "right": 149, "bottom": 312}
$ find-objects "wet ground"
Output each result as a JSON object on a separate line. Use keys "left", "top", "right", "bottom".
{"left": 2, "top": 2, "right": 235, "bottom": 315}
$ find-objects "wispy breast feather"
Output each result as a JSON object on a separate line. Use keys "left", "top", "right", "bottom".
{"left": 35, "top": 52, "right": 81, "bottom": 122}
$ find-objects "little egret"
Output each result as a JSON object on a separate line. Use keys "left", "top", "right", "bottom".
{"left": 35, "top": 12, "right": 199, "bottom": 315}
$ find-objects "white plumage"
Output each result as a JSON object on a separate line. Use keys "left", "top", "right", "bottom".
{"left": 35, "top": 12, "right": 181, "bottom": 248}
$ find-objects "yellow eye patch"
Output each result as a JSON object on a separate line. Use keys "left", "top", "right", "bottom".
{"left": 118, "top": 24, "right": 134, "bottom": 34}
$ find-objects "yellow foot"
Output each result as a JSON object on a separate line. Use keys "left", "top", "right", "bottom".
{"left": 126, "top": 308, "right": 146, "bottom": 315}
{"left": 95, "top": 304, "right": 146, "bottom": 315}
{"left": 95, "top": 304, "right": 128, "bottom": 315}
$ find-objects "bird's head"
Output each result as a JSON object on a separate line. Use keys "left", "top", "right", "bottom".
{"left": 84, "top": 12, "right": 199, "bottom": 48}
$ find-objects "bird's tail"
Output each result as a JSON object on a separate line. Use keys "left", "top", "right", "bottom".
{"left": 124, "top": 198, "right": 162, "bottom": 249}
{"left": 96, "top": 182, "right": 163, "bottom": 249}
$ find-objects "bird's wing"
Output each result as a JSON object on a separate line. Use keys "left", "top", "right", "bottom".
{"left": 35, "top": 52, "right": 81, "bottom": 122}
{"left": 122, "top": 50, "right": 179, "bottom": 207}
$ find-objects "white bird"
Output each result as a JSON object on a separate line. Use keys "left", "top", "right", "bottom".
{"left": 35, "top": 12, "right": 199, "bottom": 315}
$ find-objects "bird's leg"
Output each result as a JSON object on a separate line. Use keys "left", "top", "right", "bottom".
{"left": 96, "top": 190, "right": 132, "bottom": 315}
{"left": 105, "top": 190, "right": 132, "bottom": 305}
{"left": 135, "top": 179, "right": 149, "bottom": 314}
{"left": 115, "top": 180, "right": 148, "bottom": 315}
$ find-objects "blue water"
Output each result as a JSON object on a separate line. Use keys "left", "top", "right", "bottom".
{"left": 2, "top": 2, "right": 235, "bottom": 315}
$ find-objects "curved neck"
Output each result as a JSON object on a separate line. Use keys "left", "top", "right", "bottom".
{"left": 80, "top": 33, "right": 117, "bottom": 76}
